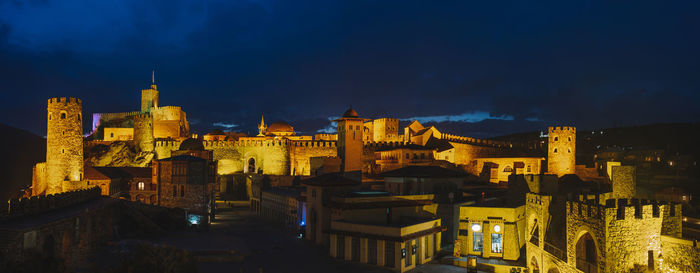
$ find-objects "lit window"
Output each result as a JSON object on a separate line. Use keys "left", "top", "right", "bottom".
{"left": 493, "top": 224, "right": 501, "bottom": 232}
{"left": 138, "top": 182, "right": 145, "bottom": 190}
{"left": 473, "top": 231, "right": 483, "bottom": 252}
{"left": 491, "top": 234, "right": 503, "bottom": 253}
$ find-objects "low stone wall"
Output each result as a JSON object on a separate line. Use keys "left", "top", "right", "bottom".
{"left": 6, "top": 187, "right": 101, "bottom": 217}
{"left": 660, "top": 235, "right": 700, "bottom": 272}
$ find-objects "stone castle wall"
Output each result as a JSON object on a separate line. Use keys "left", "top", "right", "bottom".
{"left": 290, "top": 140, "right": 337, "bottom": 175}
{"left": 564, "top": 198, "right": 672, "bottom": 273}
{"left": 32, "top": 162, "right": 47, "bottom": 196}
{"left": 46, "top": 97, "right": 84, "bottom": 195}
{"left": 660, "top": 236, "right": 700, "bottom": 272}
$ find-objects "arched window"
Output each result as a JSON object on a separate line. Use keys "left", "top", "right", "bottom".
{"left": 553, "top": 148, "right": 558, "bottom": 153}
{"left": 568, "top": 148, "right": 572, "bottom": 153}
{"left": 568, "top": 136, "right": 572, "bottom": 141}
{"left": 138, "top": 182, "right": 145, "bottom": 190}
{"left": 554, "top": 136, "right": 558, "bottom": 141}
{"left": 77, "top": 114, "right": 81, "bottom": 121}
{"left": 60, "top": 113, "right": 66, "bottom": 119}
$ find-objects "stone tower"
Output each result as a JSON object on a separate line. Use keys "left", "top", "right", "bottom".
{"left": 372, "top": 118, "right": 399, "bottom": 141}
{"left": 547, "top": 126, "right": 576, "bottom": 177}
{"left": 611, "top": 165, "right": 636, "bottom": 199}
{"left": 335, "top": 107, "right": 365, "bottom": 173}
{"left": 133, "top": 113, "right": 154, "bottom": 152}
{"left": 141, "top": 71, "right": 159, "bottom": 113}
{"left": 46, "top": 97, "right": 84, "bottom": 194}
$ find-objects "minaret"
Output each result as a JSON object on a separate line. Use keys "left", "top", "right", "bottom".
{"left": 334, "top": 107, "right": 365, "bottom": 174}
{"left": 257, "top": 115, "right": 267, "bottom": 136}
{"left": 141, "top": 70, "right": 159, "bottom": 113}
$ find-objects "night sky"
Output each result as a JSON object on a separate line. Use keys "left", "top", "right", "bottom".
{"left": 1, "top": 1, "right": 699, "bottom": 138}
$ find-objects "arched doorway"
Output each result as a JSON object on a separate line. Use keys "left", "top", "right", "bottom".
{"left": 575, "top": 232, "right": 598, "bottom": 273}
{"left": 530, "top": 256, "right": 540, "bottom": 273}
{"left": 248, "top": 158, "right": 256, "bottom": 173}
{"left": 547, "top": 267, "right": 560, "bottom": 273}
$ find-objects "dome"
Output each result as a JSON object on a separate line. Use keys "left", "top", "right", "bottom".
{"left": 179, "top": 138, "right": 205, "bottom": 151}
{"left": 267, "top": 122, "right": 294, "bottom": 133}
{"left": 342, "top": 108, "right": 359, "bottom": 118}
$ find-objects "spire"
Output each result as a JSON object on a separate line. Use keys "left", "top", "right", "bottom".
{"left": 257, "top": 115, "right": 267, "bottom": 136}
{"left": 149, "top": 70, "right": 157, "bottom": 90}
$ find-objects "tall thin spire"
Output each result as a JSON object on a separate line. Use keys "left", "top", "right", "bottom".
{"left": 257, "top": 115, "right": 267, "bottom": 136}
{"left": 152, "top": 70, "right": 155, "bottom": 84}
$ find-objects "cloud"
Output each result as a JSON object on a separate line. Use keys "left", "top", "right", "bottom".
{"left": 401, "top": 111, "right": 514, "bottom": 124}
{"left": 213, "top": 122, "right": 238, "bottom": 129}
{"left": 316, "top": 116, "right": 340, "bottom": 133}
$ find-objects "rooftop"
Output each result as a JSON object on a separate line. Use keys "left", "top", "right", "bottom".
{"left": 301, "top": 173, "right": 361, "bottom": 187}
{"left": 380, "top": 165, "right": 468, "bottom": 178}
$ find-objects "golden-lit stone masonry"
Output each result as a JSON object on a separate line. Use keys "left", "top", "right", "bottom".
{"left": 154, "top": 139, "right": 337, "bottom": 176}
{"left": 133, "top": 113, "right": 154, "bottom": 152}
{"left": 547, "top": 126, "right": 576, "bottom": 177}
{"left": 46, "top": 97, "right": 85, "bottom": 194}
{"left": 611, "top": 165, "right": 636, "bottom": 199}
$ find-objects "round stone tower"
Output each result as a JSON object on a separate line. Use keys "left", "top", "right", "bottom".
{"left": 46, "top": 97, "right": 84, "bottom": 194}
{"left": 547, "top": 126, "right": 576, "bottom": 177}
{"left": 133, "top": 113, "right": 154, "bottom": 152}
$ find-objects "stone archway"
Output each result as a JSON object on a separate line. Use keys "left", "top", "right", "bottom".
{"left": 575, "top": 231, "right": 598, "bottom": 273}
{"left": 247, "top": 158, "right": 256, "bottom": 173}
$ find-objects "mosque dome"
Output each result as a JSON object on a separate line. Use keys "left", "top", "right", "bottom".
{"left": 342, "top": 108, "right": 359, "bottom": 118}
{"left": 267, "top": 122, "right": 294, "bottom": 134}
{"left": 179, "top": 138, "right": 205, "bottom": 151}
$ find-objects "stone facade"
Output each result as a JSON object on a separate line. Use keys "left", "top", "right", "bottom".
{"left": 547, "top": 126, "right": 576, "bottom": 177}
{"left": 611, "top": 165, "right": 636, "bottom": 199}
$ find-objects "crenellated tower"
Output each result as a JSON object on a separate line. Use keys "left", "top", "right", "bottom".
{"left": 133, "top": 113, "right": 154, "bottom": 152}
{"left": 547, "top": 126, "right": 576, "bottom": 177}
{"left": 46, "top": 97, "right": 84, "bottom": 194}
{"left": 141, "top": 70, "right": 159, "bottom": 113}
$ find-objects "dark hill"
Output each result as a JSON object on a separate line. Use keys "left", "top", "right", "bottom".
{"left": 0, "top": 123, "right": 45, "bottom": 202}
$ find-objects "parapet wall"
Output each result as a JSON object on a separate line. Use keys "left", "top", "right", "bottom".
{"left": 6, "top": 187, "right": 101, "bottom": 217}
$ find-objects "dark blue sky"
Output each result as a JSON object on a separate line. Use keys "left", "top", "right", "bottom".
{"left": 1, "top": 0, "right": 699, "bottom": 138}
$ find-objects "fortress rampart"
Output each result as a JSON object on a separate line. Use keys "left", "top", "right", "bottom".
{"left": 6, "top": 187, "right": 101, "bottom": 217}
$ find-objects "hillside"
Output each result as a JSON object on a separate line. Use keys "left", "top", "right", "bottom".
{"left": 0, "top": 123, "right": 45, "bottom": 202}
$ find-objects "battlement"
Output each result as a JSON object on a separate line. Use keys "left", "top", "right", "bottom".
{"left": 48, "top": 97, "right": 82, "bottom": 105}
{"left": 567, "top": 196, "right": 676, "bottom": 221}
{"left": 6, "top": 187, "right": 101, "bottom": 217}
{"left": 202, "top": 140, "right": 237, "bottom": 148}
{"left": 363, "top": 140, "right": 408, "bottom": 148}
{"left": 549, "top": 126, "right": 576, "bottom": 133}
{"left": 155, "top": 140, "right": 180, "bottom": 148}
{"left": 133, "top": 112, "right": 153, "bottom": 120}
{"left": 291, "top": 140, "right": 336, "bottom": 148}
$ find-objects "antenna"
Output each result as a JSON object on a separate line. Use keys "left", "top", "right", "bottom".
{"left": 152, "top": 70, "right": 155, "bottom": 83}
